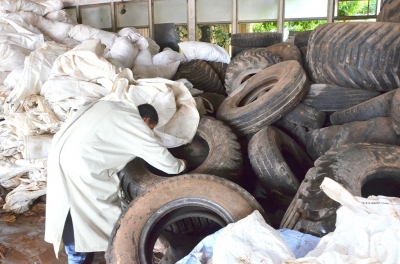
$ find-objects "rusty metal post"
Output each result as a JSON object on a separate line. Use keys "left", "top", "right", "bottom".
{"left": 187, "top": 0, "right": 196, "bottom": 41}
{"left": 327, "top": 0, "right": 335, "bottom": 23}
{"left": 277, "top": 0, "right": 285, "bottom": 42}
{"left": 232, "top": 0, "right": 238, "bottom": 34}
{"left": 148, "top": 0, "right": 154, "bottom": 39}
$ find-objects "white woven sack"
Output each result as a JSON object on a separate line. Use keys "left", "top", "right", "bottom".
{"left": 45, "top": 10, "right": 77, "bottom": 24}
{"left": 0, "top": 44, "right": 29, "bottom": 72}
{"left": 18, "top": 11, "right": 73, "bottom": 43}
{"left": 178, "top": 41, "right": 230, "bottom": 64}
{"left": 147, "top": 37, "right": 160, "bottom": 56}
{"left": 21, "top": 134, "right": 53, "bottom": 159}
{"left": 0, "top": 72, "right": 9, "bottom": 85}
{"left": 152, "top": 48, "right": 187, "bottom": 65}
{"left": 102, "top": 69, "right": 199, "bottom": 148}
{"left": 133, "top": 48, "right": 153, "bottom": 66}
{"left": 0, "top": 0, "right": 62, "bottom": 15}
{"left": 0, "top": 21, "right": 17, "bottom": 34}
{"left": 4, "top": 65, "right": 24, "bottom": 89}
{"left": 68, "top": 24, "right": 117, "bottom": 49}
{"left": 109, "top": 37, "right": 138, "bottom": 69}
{"left": 118, "top": 27, "right": 140, "bottom": 37}
{"left": 132, "top": 61, "right": 180, "bottom": 80}
{"left": 6, "top": 41, "right": 69, "bottom": 104}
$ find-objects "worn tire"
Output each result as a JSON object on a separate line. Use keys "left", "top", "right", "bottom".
{"left": 265, "top": 42, "right": 302, "bottom": 65}
{"left": 118, "top": 116, "right": 242, "bottom": 201}
{"left": 307, "top": 22, "right": 400, "bottom": 91}
{"left": 330, "top": 90, "right": 396, "bottom": 125}
{"left": 306, "top": 117, "right": 400, "bottom": 160}
{"left": 107, "top": 174, "right": 268, "bottom": 264}
{"left": 282, "top": 102, "right": 326, "bottom": 129}
{"left": 224, "top": 48, "right": 282, "bottom": 95}
{"left": 231, "top": 32, "right": 282, "bottom": 47}
{"left": 217, "top": 60, "right": 309, "bottom": 136}
{"left": 173, "top": 60, "right": 225, "bottom": 94}
{"left": 302, "top": 83, "right": 382, "bottom": 113}
{"left": 248, "top": 126, "right": 314, "bottom": 196}
{"left": 206, "top": 61, "right": 228, "bottom": 85}
{"left": 391, "top": 89, "right": 400, "bottom": 135}
{"left": 231, "top": 46, "right": 257, "bottom": 58}
{"left": 377, "top": 0, "right": 400, "bottom": 23}
{"left": 280, "top": 143, "right": 400, "bottom": 237}
{"left": 294, "top": 30, "right": 313, "bottom": 48}
{"left": 196, "top": 92, "right": 226, "bottom": 115}
{"left": 273, "top": 119, "right": 307, "bottom": 152}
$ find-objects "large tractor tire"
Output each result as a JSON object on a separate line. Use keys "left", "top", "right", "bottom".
{"left": 306, "top": 22, "right": 400, "bottom": 91}
{"left": 377, "top": 0, "right": 400, "bottom": 23}
{"left": 280, "top": 143, "right": 400, "bottom": 237}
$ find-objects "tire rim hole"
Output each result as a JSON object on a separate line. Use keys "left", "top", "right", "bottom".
{"left": 144, "top": 135, "right": 210, "bottom": 175}
{"left": 238, "top": 79, "right": 278, "bottom": 106}
{"left": 361, "top": 172, "right": 400, "bottom": 198}
{"left": 139, "top": 200, "right": 232, "bottom": 264}
{"left": 240, "top": 73, "right": 256, "bottom": 84}
{"left": 281, "top": 148, "right": 311, "bottom": 184}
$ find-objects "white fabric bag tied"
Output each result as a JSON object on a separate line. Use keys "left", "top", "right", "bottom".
{"left": 68, "top": 24, "right": 117, "bottom": 49}
{"left": 287, "top": 178, "right": 400, "bottom": 264}
{"left": 178, "top": 41, "right": 230, "bottom": 64}
{"left": 6, "top": 41, "right": 69, "bottom": 104}
{"left": 102, "top": 69, "right": 199, "bottom": 148}
{"left": 213, "top": 210, "right": 295, "bottom": 264}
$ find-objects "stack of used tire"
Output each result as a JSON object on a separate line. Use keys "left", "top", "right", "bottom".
{"left": 231, "top": 32, "right": 282, "bottom": 58}
{"left": 107, "top": 4, "right": 400, "bottom": 262}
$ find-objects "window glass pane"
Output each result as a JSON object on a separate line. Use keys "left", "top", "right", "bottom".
{"left": 154, "top": 0, "right": 187, "bottom": 24}
{"left": 81, "top": 4, "right": 111, "bottom": 29}
{"left": 197, "top": 0, "right": 232, "bottom": 23}
{"left": 116, "top": 1, "right": 149, "bottom": 28}
{"left": 337, "top": 0, "right": 377, "bottom": 16}
{"left": 238, "top": 0, "right": 279, "bottom": 22}
{"left": 285, "top": 0, "right": 328, "bottom": 19}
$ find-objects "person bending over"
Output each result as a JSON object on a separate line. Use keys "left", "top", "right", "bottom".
{"left": 45, "top": 101, "right": 187, "bottom": 263}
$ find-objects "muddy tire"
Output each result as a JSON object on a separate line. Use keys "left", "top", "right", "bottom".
{"left": 118, "top": 116, "right": 242, "bottom": 201}
{"left": 173, "top": 60, "right": 225, "bottom": 94}
{"left": 305, "top": 117, "right": 400, "bottom": 160}
{"left": 217, "top": 60, "right": 309, "bottom": 136}
{"left": 294, "top": 30, "right": 312, "bottom": 48}
{"left": 377, "top": 0, "right": 400, "bottom": 22}
{"left": 391, "top": 89, "right": 400, "bottom": 135}
{"left": 282, "top": 103, "right": 326, "bottom": 129}
{"left": 231, "top": 32, "right": 282, "bottom": 47}
{"left": 307, "top": 22, "right": 400, "bottom": 91}
{"left": 329, "top": 90, "right": 395, "bottom": 125}
{"left": 231, "top": 46, "right": 255, "bottom": 58}
{"left": 273, "top": 119, "right": 307, "bottom": 151}
{"left": 280, "top": 143, "right": 400, "bottom": 237}
{"left": 248, "top": 126, "right": 314, "bottom": 196}
{"left": 302, "top": 84, "right": 382, "bottom": 113}
{"left": 206, "top": 61, "right": 228, "bottom": 85}
{"left": 224, "top": 48, "right": 282, "bottom": 95}
{"left": 265, "top": 42, "right": 302, "bottom": 65}
{"left": 107, "top": 174, "right": 268, "bottom": 264}
{"left": 196, "top": 92, "right": 226, "bottom": 115}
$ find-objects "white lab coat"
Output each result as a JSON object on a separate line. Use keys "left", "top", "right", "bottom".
{"left": 44, "top": 100, "right": 185, "bottom": 256}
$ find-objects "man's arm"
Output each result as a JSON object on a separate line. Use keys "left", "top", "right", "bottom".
{"left": 137, "top": 139, "right": 187, "bottom": 174}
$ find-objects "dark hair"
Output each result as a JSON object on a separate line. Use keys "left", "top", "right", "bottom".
{"left": 138, "top": 103, "right": 159, "bottom": 126}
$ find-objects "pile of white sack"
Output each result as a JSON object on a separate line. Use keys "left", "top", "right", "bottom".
{"left": 178, "top": 178, "right": 400, "bottom": 264}
{"left": 0, "top": 0, "right": 231, "bottom": 213}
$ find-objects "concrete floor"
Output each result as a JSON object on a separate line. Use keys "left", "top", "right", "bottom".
{"left": 0, "top": 202, "right": 106, "bottom": 264}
